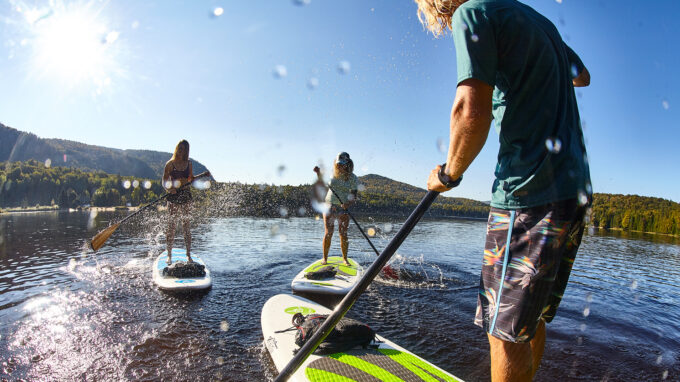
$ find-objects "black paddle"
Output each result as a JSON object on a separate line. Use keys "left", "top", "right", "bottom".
{"left": 89, "top": 171, "right": 210, "bottom": 251}
{"left": 274, "top": 190, "right": 439, "bottom": 381}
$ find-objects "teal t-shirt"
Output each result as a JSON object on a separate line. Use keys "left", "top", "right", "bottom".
{"left": 325, "top": 174, "right": 358, "bottom": 205}
{"left": 452, "top": 0, "right": 591, "bottom": 209}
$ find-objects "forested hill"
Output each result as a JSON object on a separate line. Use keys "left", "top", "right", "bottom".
{"left": 355, "top": 174, "right": 490, "bottom": 218}
{"left": 590, "top": 193, "right": 680, "bottom": 235}
{"left": 0, "top": 123, "right": 208, "bottom": 178}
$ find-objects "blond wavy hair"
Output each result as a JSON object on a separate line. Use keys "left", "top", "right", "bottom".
{"left": 414, "top": 0, "right": 467, "bottom": 37}
{"left": 171, "top": 139, "right": 189, "bottom": 162}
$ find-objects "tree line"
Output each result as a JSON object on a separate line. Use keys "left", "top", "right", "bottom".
{"left": 2, "top": 161, "right": 678, "bottom": 236}
{"left": 590, "top": 193, "right": 680, "bottom": 235}
{"left": 0, "top": 160, "right": 165, "bottom": 209}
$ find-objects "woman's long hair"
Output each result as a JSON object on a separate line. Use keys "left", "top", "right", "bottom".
{"left": 414, "top": 0, "right": 467, "bottom": 37}
{"left": 333, "top": 159, "right": 354, "bottom": 181}
{"left": 171, "top": 140, "right": 190, "bottom": 162}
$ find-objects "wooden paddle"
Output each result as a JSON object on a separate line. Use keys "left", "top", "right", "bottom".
{"left": 312, "top": 167, "right": 397, "bottom": 278}
{"left": 89, "top": 171, "right": 211, "bottom": 251}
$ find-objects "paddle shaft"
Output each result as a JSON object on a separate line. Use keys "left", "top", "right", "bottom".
{"left": 274, "top": 190, "right": 439, "bottom": 381}
{"left": 325, "top": 184, "right": 381, "bottom": 258}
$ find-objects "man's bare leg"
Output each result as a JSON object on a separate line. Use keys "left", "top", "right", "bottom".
{"left": 488, "top": 334, "right": 532, "bottom": 382}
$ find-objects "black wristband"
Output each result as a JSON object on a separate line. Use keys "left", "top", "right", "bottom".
{"left": 438, "top": 163, "right": 463, "bottom": 189}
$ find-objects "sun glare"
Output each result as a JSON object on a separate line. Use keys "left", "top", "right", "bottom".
{"left": 22, "top": 1, "right": 122, "bottom": 92}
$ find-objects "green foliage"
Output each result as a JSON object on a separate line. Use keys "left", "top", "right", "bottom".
{"left": 0, "top": 160, "right": 163, "bottom": 208}
{"left": 590, "top": 193, "right": 680, "bottom": 235}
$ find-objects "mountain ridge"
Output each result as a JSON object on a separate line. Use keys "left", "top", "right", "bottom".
{"left": 0, "top": 123, "right": 209, "bottom": 179}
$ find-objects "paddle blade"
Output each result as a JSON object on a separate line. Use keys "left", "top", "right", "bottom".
{"left": 89, "top": 223, "right": 120, "bottom": 252}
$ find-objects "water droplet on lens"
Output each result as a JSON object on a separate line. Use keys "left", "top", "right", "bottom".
{"left": 216, "top": 356, "right": 224, "bottom": 365}
{"left": 585, "top": 182, "right": 592, "bottom": 195}
{"left": 273, "top": 65, "right": 287, "bottom": 79}
{"left": 578, "top": 190, "right": 589, "bottom": 206}
{"left": 555, "top": 0, "right": 562, "bottom": 3}
{"left": 337, "top": 61, "right": 351, "bottom": 74}
{"left": 437, "top": 137, "right": 447, "bottom": 153}
{"left": 68, "top": 258, "right": 77, "bottom": 271}
{"left": 143, "top": 181, "right": 152, "bottom": 189}
{"left": 470, "top": 34, "right": 479, "bottom": 42}
{"left": 583, "top": 307, "right": 590, "bottom": 317}
{"left": 630, "top": 280, "right": 638, "bottom": 290}
{"left": 357, "top": 184, "right": 366, "bottom": 192}
{"left": 580, "top": 323, "right": 586, "bottom": 332}
{"left": 307, "top": 77, "right": 319, "bottom": 89}
{"left": 105, "top": 31, "right": 119, "bottom": 44}
{"left": 297, "top": 207, "right": 306, "bottom": 216}
{"left": 293, "top": 0, "right": 311, "bottom": 5}
{"left": 571, "top": 64, "right": 579, "bottom": 77}
{"left": 662, "top": 370, "right": 668, "bottom": 379}
{"left": 577, "top": 336, "right": 583, "bottom": 345}
{"left": 173, "top": 180, "right": 181, "bottom": 188}
{"left": 123, "top": 180, "right": 131, "bottom": 189}
{"left": 384, "top": 223, "right": 393, "bottom": 233}
{"left": 367, "top": 228, "right": 376, "bottom": 237}
{"left": 545, "top": 137, "right": 562, "bottom": 154}
{"left": 461, "top": 23, "right": 468, "bottom": 31}
{"left": 277, "top": 165, "right": 286, "bottom": 177}
{"left": 44, "top": 158, "right": 51, "bottom": 168}
{"left": 132, "top": 180, "right": 139, "bottom": 188}
{"left": 656, "top": 355, "right": 663, "bottom": 364}
{"left": 213, "top": 7, "right": 224, "bottom": 17}
{"left": 220, "top": 320, "right": 229, "bottom": 331}
{"left": 131, "top": 20, "right": 140, "bottom": 29}
{"left": 279, "top": 207, "right": 288, "bottom": 217}
{"left": 585, "top": 292, "right": 593, "bottom": 303}
{"left": 661, "top": 100, "right": 669, "bottom": 110}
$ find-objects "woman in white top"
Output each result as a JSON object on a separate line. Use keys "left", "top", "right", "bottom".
{"left": 313, "top": 152, "right": 358, "bottom": 266}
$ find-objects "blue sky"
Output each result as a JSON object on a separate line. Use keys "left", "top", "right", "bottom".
{"left": 0, "top": 0, "right": 678, "bottom": 202}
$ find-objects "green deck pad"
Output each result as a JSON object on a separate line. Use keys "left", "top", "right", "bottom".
{"left": 312, "top": 282, "right": 335, "bottom": 286}
{"left": 304, "top": 256, "right": 358, "bottom": 276}
{"left": 305, "top": 349, "right": 459, "bottom": 382}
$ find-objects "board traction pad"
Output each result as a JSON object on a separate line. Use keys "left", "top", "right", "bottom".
{"left": 304, "top": 256, "right": 359, "bottom": 277}
{"left": 305, "top": 348, "right": 460, "bottom": 382}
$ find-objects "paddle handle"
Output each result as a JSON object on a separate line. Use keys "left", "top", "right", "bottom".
{"left": 274, "top": 190, "right": 439, "bottom": 381}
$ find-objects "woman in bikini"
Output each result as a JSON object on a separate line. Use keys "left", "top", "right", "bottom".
{"left": 163, "top": 140, "right": 194, "bottom": 264}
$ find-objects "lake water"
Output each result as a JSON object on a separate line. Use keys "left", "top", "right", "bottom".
{"left": 0, "top": 210, "right": 678, "bottom": 381}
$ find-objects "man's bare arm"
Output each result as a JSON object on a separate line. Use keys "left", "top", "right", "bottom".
{"left": 427, "top": 78, "right": 493, "bottom": 192}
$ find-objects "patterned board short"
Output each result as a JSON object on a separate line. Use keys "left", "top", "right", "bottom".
{"left": 474, "top": 198, "right": 586, "bottom": 343}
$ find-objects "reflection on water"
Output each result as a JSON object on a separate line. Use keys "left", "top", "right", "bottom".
{"left": 0, "top": 211, "right": 678, "bottom": 381}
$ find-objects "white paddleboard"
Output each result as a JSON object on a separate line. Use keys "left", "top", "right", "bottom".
{"left": 152, "top": 249, "right": 212, "bottom": 291}
{"left": 262, "top": 293, "right": 463, "bottom": 382}
{"left": 291, "top": 256, "right": 363, "bottom": 296}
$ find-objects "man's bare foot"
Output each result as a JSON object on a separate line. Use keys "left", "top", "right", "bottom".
{"left": 187, "top": 254, "right": 193, "bottom": 263}
{"left": 321, "top": 259, "right": 327, "bottom": 265}
{"left": 343, "top": 260, "right": 350, "bottom": 266}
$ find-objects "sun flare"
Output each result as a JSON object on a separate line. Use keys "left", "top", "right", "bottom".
{"left": 21, "top": 1, "right": 123, "bottom": 91}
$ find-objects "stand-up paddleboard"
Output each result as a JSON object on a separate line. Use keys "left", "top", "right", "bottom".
{"left": 291, "top": 256, "right": 363, "bottom": 296}
{"left": 262, "top": 294, "right": 462, "bottom": 382}
{"left": 152, "top": 249, "right": 212, "bottom": 291}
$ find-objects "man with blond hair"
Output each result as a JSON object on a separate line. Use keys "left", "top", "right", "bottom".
{"left": 416, "top": 0, "right": 592, "bottom": 381}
